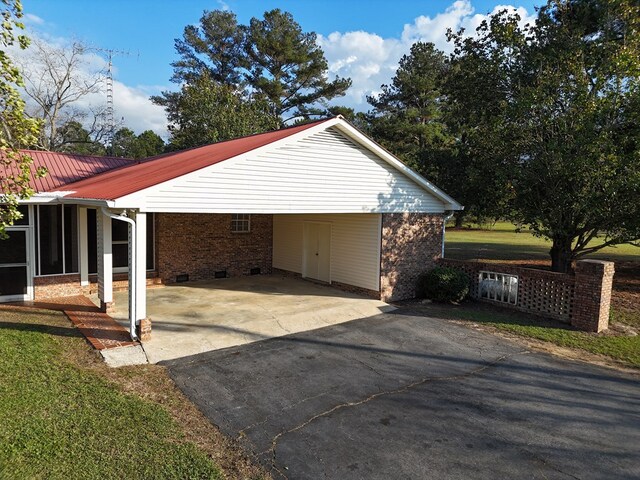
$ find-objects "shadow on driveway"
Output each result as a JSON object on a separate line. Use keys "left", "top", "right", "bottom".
{"left": 166, "top": 308, "right": 640, "bottom": 480}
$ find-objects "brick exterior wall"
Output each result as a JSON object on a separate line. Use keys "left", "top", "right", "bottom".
{"left": 156, "top": 213, "right": 273, "bottom": 284}
{"left": 573, "top": 260, "right": 615, "bottom": 333}
{"left": 380, "top": 213, "right": 444, "bottom": 302}
{"left": 34, "top": 274, "right": 83, "bottom": 300}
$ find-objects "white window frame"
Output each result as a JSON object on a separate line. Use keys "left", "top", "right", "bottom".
{"left": 231, "top": 213, "right": 251, "bottom": 233}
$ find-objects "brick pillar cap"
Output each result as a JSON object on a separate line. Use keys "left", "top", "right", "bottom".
{"left": 575, "top": 259, "right": 615, "bottom": 275}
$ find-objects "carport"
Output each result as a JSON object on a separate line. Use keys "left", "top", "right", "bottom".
{"left": 32, "top": 116, "right": 461, "bottom": 343}
{"left": 106, "top": 275, "right": 394, "bottom": 363}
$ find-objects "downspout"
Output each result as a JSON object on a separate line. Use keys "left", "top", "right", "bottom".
{"left": 101, "top": 208, "right": 138, "bottom": 341}
{"left": 442, "top": 210, "right": 455, "bottom": 259}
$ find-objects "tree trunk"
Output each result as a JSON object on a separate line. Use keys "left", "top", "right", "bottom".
{"left": 550, "top": 237, "right": 573, "bottom": 273}
{"left": 454, "top": 212, "right": 465, "bottom": 228}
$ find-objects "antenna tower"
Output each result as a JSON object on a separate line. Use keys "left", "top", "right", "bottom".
{"left": 95, "top": 48, "right": 132, "bottom": 146}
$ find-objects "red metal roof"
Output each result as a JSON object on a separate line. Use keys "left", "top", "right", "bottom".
{"left": 1, "top": 150, "right": 134, "bottom": 193}
{"left": 61, "top": 119, "right": 329, "bottom": 201}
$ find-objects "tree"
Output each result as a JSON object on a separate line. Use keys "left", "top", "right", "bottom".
{"left": 245, "top": 9, "right": 351, "bottom": 123}
{"left": 366, "top": 42, "right": 488, "bottom": 226}
{"left": 153, "top": 72, "right": 278, "bottom": 151}
{"left": 171, "top": 9, "right": 245, "bottom": 85}
{"left": 0, "top": 0, "right": 42, "bottom": 236}
{"left": 16, "top": 38, "right": 109, "bottom": 150}
{"left": 55, "top": 120, "right": 106, "bottom": 155}
{"left": 156, "top": 8, "right": 351, "bottom": 129}
{"left": 135, "top": 130, "right": 165, "bottom": 158}
{"left": 109, "top": 127, "right": 164, "bottom": 158}
{"left": 448, "top": 0, "right": 640, "bottom": 272}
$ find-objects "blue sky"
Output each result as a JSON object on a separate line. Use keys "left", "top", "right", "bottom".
{"left": 19, "top": 0, "right": 539, "bottom": 135}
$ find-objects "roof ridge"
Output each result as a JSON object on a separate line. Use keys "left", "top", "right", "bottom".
{"left": 140, "top": 117, "right": 332, "bottom": 163}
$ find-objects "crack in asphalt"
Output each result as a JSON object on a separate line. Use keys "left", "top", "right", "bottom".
{"left": 236, "top": 390, "right": 334, "bottom": 439}
{"left": 262, "top": 351, "right": 528, "bottom": 478}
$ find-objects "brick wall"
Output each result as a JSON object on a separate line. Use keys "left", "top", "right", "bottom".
{"left": 439, "top": 259, "right": 575, "bottom": 322}
{"left": 380, "top": 213, "right": 443, "bottom": 302}
{"left": 156, "top": 213, "right": 273, "bottom": 283}
{"left": 439, "top": 258, "right": 614, "bottom": 332}
{"left": 34, "top": 274, "right": 83, "bottom": 300}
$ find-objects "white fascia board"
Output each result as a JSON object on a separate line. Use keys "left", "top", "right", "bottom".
{"left": 332, "top": 120, "right": 464, "bottom": 211}
{"left": 58, "top": 196, "right": 116, "bottom": 208}
{"left": 114, "top": 118, "right": 344, "bottom": 207}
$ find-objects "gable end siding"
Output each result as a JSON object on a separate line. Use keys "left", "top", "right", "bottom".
{"left": 123, "top": 127, "right": 445, "bottom": 214}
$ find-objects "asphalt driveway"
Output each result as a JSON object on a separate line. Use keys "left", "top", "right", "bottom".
{"left": 165, "top": 307, "right": 640, "bottom": 479}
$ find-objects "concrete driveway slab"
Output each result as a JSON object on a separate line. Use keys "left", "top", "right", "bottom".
{"left": 166, "top": 308, "right": 640, "bottom": 479}
{"left": 106, "top": 276, "right": 393, "bottom": 363}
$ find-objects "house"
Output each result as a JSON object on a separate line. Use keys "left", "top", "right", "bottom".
{"left": 0, "top": 116, "right": 463, "bottom": 339}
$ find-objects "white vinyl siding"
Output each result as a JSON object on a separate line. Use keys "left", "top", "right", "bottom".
{"left": 273, "top": 214, "right": 381, "bottom": 291}
{"left": 122, "top": 127, "right": 445, "bottom": 214}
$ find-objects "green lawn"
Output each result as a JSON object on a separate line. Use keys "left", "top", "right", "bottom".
{"left": 0, "top": 309, "right": 221, "bottom": 480}
{"left": 414, "top": 302, "right": 640, "bottom": 369}
{"left": 446, "top": 221, "right": 639, "bottom": 262}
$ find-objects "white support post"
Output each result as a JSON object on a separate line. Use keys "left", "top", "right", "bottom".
{"left": 79, "top": 207, "right": 89, "bottom": 286}
{"left": 134, "top": 212, "right": 147, "bottom": 322}
{"left": 97, "top": 210, "right": 113, "bottom": 312}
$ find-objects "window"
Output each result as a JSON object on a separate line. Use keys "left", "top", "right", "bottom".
{"left": 35, "top": 205, "right": 78, "bottom": 275}
{"left": 231, "top": 214, "right": 251, "bottom": 233}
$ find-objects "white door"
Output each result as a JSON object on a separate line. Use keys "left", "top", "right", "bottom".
{"left": 303, "top": 222, "right": 331, "bottom": 283}
{"left": 0, "top": 228, "right": 32, "bottom": 302}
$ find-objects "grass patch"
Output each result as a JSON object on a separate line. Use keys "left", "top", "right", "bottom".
{"left": 413, "top": 302, "right": 640, "bottom": 369}
{"left": 446, "top": 221, "right": 639, "bottom": 262}
{"left": 0, "top": 308, "right": 263, "bottom": 480}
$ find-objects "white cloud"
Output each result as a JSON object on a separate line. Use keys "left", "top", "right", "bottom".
{"left": 23, "top": 13, "right": 44, "bottom": 25}
{"left": 319, "top": 0, "right": 536, "bottom": 110}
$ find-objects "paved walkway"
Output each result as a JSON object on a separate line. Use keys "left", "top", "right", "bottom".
{"left": 166, "top": 308, "right": 640, "bottom": 480}
{"left": 5, "top": 296, "right": 137, "bottom": 350}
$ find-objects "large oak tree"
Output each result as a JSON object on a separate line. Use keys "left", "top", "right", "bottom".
{"left": 447, "top": 0, "right": 640, "bottom": 272}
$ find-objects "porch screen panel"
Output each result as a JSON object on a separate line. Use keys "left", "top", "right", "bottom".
{"left": 87, "top": 210, "right": 154, "bottom": 273}
{"left": 64, "top": 205, "right": 78, "bottom": 273}
{"left": 37, "top": 205, "right": 63, "bottom": 275}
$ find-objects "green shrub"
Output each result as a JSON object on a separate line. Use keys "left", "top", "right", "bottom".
{"left": 417, "top": 267, "right": 470, "bottom": 303}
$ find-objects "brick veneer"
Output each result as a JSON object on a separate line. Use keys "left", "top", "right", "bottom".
{"left": 380, "top": 213, "right": 443, "bottom": 302}
{"left": 34, "top": 274, "right": 83, "bottom": 300}
{"left": 573, "top": 260, "right": 615, "bottom": 333}
{"left": 156, "top": 213, "right": 273, "bottom": 284}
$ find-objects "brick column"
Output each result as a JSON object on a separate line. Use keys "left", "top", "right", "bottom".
{"left": 572, "top": 260, "right": 615, "bottom": 333}
{"left": 136, "top": 318, "right": 152, "bottom": 342}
